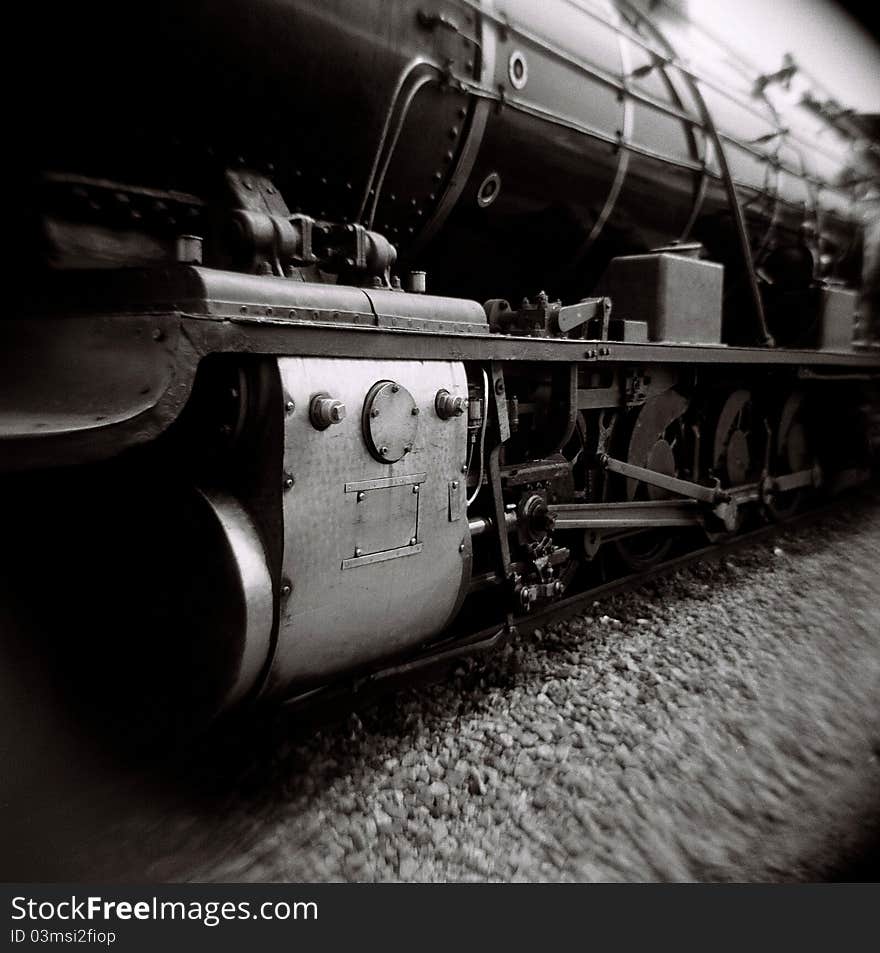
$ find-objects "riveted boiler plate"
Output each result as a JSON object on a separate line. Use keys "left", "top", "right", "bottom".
{"left": 362, "top": 380, "right": 419, "bottom": 464}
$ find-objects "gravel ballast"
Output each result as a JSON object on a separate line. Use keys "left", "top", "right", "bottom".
{"left": 3, "top": 495, "right": 880, "bottom": 882}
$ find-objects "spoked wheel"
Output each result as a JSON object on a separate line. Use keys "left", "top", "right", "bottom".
{"left": 763, "top": 391, "right": 816, "bottom": 521}
{"left": 614, "top": 391, "right": 692, "bottom": 571}
{"left": 614, "top": 528, "right": 675, "bottom": 571}
{"left": 707, "top": 389, "right": 768, "bottom": 538}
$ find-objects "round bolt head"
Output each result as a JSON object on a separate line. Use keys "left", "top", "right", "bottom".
{"left": 458, "top": 542, "right": 465, "bottom": 553}
{"left": 357, "top": 491, "right": 366, "bottom": 502}
{"left": 284, "top": 475, "right": 295, "bottom": 489}
{"left": 412, "top": 484, "right": 420, "bottom": 493}
{"left": 411, "top": 406, "right": 420, "bottom": 416}
{"left": 285, "top": 399, "right": 295, "bottom": 413}
{"left": 452, "top": 480, "right": 459, "bottom": 489}
{"left": 354, "top": 547, "right": 363, "bottom": 557}
{"left": 280, "top": 582, "right": 292, "bottom": 597}
{"left": 409, "top": 537, "right": 418, "bottom": 546}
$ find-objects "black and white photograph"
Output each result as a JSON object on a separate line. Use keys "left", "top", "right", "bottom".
{"left": 2, "top": 0, "right": 879, "bottom": 892}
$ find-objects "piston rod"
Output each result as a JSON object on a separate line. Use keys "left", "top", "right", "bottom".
{"left": 547, "top": 499, "right": 702, "bottom": 529}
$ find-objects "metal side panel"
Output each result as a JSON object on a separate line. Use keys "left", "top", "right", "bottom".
{"left": 267, "top": 357, "right": 471, "bottom": 691}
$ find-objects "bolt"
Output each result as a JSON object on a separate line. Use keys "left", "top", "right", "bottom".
{"left": 391, "top": 383, "right": 399, "bottom": 393}
{"left": 354, "top": 547, "right": 363, "bottom": 557}
{"left": 461, "top": 463, "right": 468, "bottom": 473}
{"left": 404, "top": 445, "right": 412, "bottom": 454}
{"left": 411, "top": 406, "right": 420, "bottom": 415}
{"left": 285, "top": 399, "right": 295, "bottom": 413}
{"left": 379, "top": 446, "right": 389, "bottom": 455}
{"left": 412, "top": 484, "right": 420, "bottom": 494}
{"left": 409, "top": 537, "right": 418, "bottom": 546}
{"left": 357, "top": 491, "right": 366, "bottom": 502}
{"left": 151, "top": 328, "right": 165, "bottom": 342}
{"left": 452, "top": 480, "right": 459, "bottom": 489}
{"left": 284, "top": 474, "right": 295, "bottom": 489}
{"left": 495, "top": 378, "right": 504, "bottom": 395}
{"left": 280, "top": 582, "right": 292, "bottom": 597}
{"left": 371, "top": 408, "right": 380, "bottom": 418}
{"left": 459, "top": 542, "right": 466, "bottom": 553}
{"left": 310, "top": 395, "right": 346, "bottom": 429}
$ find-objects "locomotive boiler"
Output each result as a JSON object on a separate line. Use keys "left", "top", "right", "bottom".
{"left": 3, "top": 0, "right": 879, "bottom": 732}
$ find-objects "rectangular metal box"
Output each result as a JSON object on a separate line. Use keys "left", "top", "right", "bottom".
{"left": 607, "top": 318, "right": 649, "bottom": 342}
{"left": 817, "top": 286, "right": 857, "bottom": 350}
{"left": 600, "top": 252, "right": 724, "bottom": 344}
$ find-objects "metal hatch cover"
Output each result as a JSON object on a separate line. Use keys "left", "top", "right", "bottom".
{"left": 362, "top": 380, "right": 420, "bottom": 463}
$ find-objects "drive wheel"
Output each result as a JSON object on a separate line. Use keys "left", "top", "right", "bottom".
{"left": 764, "top": 391, "right": 815, "bottom": 521}
{"left": 706, "top": 389, "right": 767, "bottom": 538}
{"left": 614, "top": 391, "right": 691, "bottom": 571}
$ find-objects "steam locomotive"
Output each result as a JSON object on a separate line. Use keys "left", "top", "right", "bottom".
{"left": 4, "top": 0, "right": 879, "bottom": 729}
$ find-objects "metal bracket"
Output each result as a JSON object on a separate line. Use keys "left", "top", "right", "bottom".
{"left": 490, "top": 361, "right": 510, "bottom": 442}
{"left": 448, "top": 478, "right": 462, "bottom": 521}
{"left": 558, "top": 297, "right": 612, "bottom": 337}
{"left": 487, "top": 443, "right": 513, "bottom": 579}
{"left": 225, "top": 169, "right": 315, "bottom": 273}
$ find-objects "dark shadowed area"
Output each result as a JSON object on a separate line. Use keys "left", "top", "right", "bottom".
{"left": 2, "top": 493, "right": 878, "bottom": 883}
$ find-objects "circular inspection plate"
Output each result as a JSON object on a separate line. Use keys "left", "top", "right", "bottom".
{"left": 362, "top": 380, "right": 419, "bottom": 464}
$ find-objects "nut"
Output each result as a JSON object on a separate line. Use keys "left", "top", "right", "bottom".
{"left": 435, "top": 389, "right": 468, "bottom": 420}
{"left": 309, "top": 393, "right": 347, "bottom": 430}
